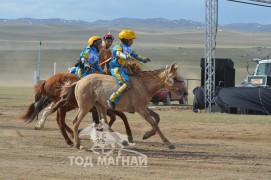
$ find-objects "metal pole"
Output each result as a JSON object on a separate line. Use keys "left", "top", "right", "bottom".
{"left": 34, "top": 71, "right": 38, "bottom": 85}
{"left": 37, "top": 41, "right": 42, "bottom": 82}
{"left": 186, "top": 79, "right": 189, "bottom": 105}
{"left": 205, "top": 0, "right": 217, "bottom": 112}
{"left": 54, "top": 62, "right": 56, "bottom": 75}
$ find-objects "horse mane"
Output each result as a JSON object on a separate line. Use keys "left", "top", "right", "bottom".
{"left": 138, "top": 68, "right": 164, "bottom": 78}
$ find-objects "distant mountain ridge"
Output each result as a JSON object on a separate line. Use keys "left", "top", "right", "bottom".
{"left": 0, "top": 17, "right": 270, "bottom": 32}
{"left": 0, "top": 17, "right": 204, "bottom": 29}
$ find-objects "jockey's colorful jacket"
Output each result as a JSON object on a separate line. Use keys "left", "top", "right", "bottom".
{"left": 75, "top": 46, "right": 103, "bottom": 79}
{"left": 109, "top": 43, "right": 148, "bottom": 85}
{"left": 109, "top": 43, "right": 147, "bottom": 68}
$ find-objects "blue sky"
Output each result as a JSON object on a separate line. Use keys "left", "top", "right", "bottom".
{"left": 0, "top": 0, "right": 270, "bottom": 25}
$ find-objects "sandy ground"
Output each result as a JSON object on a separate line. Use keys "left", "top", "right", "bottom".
{"left": 0, "top": 105, "right": 271, "bottom": 180}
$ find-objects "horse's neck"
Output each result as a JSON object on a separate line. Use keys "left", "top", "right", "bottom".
{"left": 136, "top": 71, "right": 165, "bottom": 97}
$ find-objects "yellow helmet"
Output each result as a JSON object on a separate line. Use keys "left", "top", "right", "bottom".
{"left": 118, "top": 29, "right": 136, "bottom": 40}
{"left": 88, "top": 36, "right": 101, "bottom": 46}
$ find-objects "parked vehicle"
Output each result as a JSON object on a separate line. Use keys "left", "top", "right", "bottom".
{"left": 242, "top": 58, "right": 271, "bottom": 87}
{"left": 151, "top": 88, "right": 187, "bottom": 106}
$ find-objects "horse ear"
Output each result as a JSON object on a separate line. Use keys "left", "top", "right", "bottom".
{"left": 168, "top": 63, "right": 177, "bottom": 72}
{"left": 174, "top": 64, "right": 180, "bottom": 70}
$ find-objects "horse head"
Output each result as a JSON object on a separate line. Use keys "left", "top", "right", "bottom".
{"left": 162, "top": 63, "right": 188, "bottom": 98}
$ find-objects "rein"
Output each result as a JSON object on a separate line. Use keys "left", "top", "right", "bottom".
{"left": 129, "top": 57, "right": 171, "bottom": 88}
{"left": 99, "top": 57, "right": 112, "bottom": 66}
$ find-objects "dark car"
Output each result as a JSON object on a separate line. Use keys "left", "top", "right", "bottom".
{"left": 151, "top": 88, "right": 187, "bottom": 106}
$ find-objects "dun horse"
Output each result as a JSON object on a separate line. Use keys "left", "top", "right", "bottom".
{"left": 51, "top": 63, "right": 188, "bottom": 149}
{"left": 21, "top": 73, "right": 133, "bottom": 146}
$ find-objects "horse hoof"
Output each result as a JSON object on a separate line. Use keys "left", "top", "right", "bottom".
{"left": 78, "top": 128, "right": 83, "bottom": 134}
{"left": 34, "top": 126, "right": 42, "bottom": 130}
{"left": 122, "top": 140, "right": 128, "bottom": 146}
{"left": 75, "top": 144, "right": 80, "bottom": 149}
{"left": 168, "top": 144, "right": 175, "bottom": 149}
{"left": 128, "top": 137, "right": 134, "bottom": 143}
{"left": 66, "top": 141, "right": 74, "bottom": 147}
{"left": 142, "top": 131, "right": 156, "bottom": 140}
{"left": 142, "top": 133, "right": 148, "bottom": 140}
{"left": 79, "top": 145, "right": 86, "bottom": 150}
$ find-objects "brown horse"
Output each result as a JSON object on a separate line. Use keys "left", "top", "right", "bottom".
{"left": 21, "top": 73, "right": 133, "bottom": 146}
{"left": 51, "top": 63, "right": 188, "bottom": 149}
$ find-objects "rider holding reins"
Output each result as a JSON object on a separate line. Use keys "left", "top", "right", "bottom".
{"left": 107, "top": 29, "right": 151, "bottom": 109}
{"left": 74, "top": 36, "right": 104, "bottom": 79}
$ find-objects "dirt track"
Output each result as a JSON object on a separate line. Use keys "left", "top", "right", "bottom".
{"left": 0, "top": 105, "right": 271, "bottom": 180}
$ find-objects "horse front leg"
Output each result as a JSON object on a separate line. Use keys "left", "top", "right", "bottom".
{"left": 107, "top": 110, "right": 116, "bottom": 127}
{"left": 91, "top": 107, "right": 100, "bottom": 124}
{"left": 142, "top": 108, "right": 160, "bottom": 140}
{"left": 110, "top": 110, "right": 133, "bottom": 143}
{"left": 94, "top": 102, "right": 108, "bottom": 124}
{"left": 138, "top": 108, "right": 174, "bottom": 149}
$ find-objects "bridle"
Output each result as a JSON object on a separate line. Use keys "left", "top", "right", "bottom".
{"left": 163, "top": 65, "right": 184, "bottom": 85}
{"left": 127, "top": 58, "right": 183, "bottom": 88}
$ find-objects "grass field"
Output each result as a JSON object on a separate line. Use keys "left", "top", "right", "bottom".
{"left": 1, "top": 86, "right": 271, "bottom": 124}
{"left": 1, "top": 25, "right": 271, "bottom": 98}
{"left": 1, "top": 46, "right": 270, "bottom": 94}
{"left": 1, "top": 25, "right": 271, "bottom": 88}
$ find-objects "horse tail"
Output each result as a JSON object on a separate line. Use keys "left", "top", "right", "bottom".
{"left": 50, "top": 81, "right": 77, "bottom": 114}
{"left": 22, "top": 97, "right": 52, "bottom": 123}
{"left": 20, "top": 81, "right": 47, "bottom": 122}
{"left": 20, "top": 101, "right": 36, "bottom": 121}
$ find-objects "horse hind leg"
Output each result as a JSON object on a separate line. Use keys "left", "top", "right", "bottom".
{"left": 58, "top": 107, "right": 74, "bottom": 146}
{"left": 63, "top": 106, "right": 76, "bottom": 139}
{"left": 35, "top": 104, "right": 53, "bottom": 130}
{"left": 73, "top": 108, "right": 91, "bottom": 149}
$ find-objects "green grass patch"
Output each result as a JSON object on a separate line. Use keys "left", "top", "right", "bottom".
{"left": 125, "top": 106, "right": 271, "bottom": 125}
{"left": 1, "top": 86, "right": 270, "bottom": 126}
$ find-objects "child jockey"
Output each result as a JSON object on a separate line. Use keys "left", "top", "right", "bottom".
{"left": 107, "top": 29, "right": 151, "bottom": 109}
{"left": 99, "top": 33, "right": 114, "bottom": 70}
{"left": 74, "top": 36, "right": 104, "bottom": 79}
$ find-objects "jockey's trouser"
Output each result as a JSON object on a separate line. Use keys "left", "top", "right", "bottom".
{"left": 75, "top": 67, "right": 93, "bottom": 79}
{"left": 109, "top": 67, "right": 131, "bottom": 104}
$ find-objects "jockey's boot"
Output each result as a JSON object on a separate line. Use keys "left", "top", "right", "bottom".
{"left": 107, "top": 83, "right": 128, "bottom": 110}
